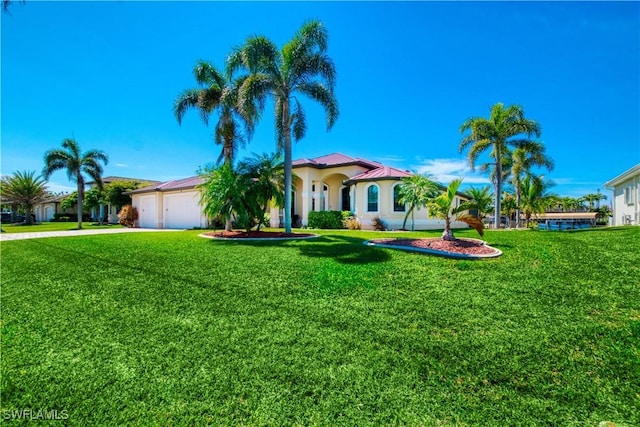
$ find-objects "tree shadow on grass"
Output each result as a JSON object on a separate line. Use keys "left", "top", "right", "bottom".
{"left": 295, "top": 235, "right": 391, "bottom": 265}
{"left": 203, "top": 234, "right": 390, "bottom": 264}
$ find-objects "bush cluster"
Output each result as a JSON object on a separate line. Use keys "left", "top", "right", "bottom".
{"left": 51, "top": 213, "right": 92, "bottom": 222}
{"left": 118, "top": 205, "right": 138, "bottom": 228}
{"left": 308, "top": 210, "right": 345, "bottom": 229}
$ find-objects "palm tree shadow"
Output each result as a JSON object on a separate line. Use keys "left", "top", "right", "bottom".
{"left": 296, "top": 235, "right": 391, "bottom": 264}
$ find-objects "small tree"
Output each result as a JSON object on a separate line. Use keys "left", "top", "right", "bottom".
{"left": 3, "top": 170, "right": 47, "bottom": 225}
{"left": 426, "top": 178, "right": 484, "bottom": 241}
{"left": 397, "top": 174, "right": 440, "bottom": 231}
{"left": 465, "top": 186, "right": 494, "bottom": 221}
{"left": 198, "top": 162, "right": 255, "bottom": 232}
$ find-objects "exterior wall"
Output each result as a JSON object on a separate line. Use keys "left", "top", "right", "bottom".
{"left": 611, "top": 174, "right": 640, "bottom": 225}
{"left": 352, "top": 180, "right": 470, "bottom": 231}
{"left": 131, "top": 189, "right": 207, "bottom": 229}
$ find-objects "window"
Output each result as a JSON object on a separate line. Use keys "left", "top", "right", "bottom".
{"left": 393, "top": 185, "right": 405, "bottom": 212}
{"left": 625, "top": 186, "right": 634, "bottom": 205}
{"left": 367, "top": 185, "right": 378, "bottom": 212}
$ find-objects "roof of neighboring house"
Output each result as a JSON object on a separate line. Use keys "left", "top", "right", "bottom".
{"left": 88, "top": 176, "right": 163, "bottom": 186}
{"left": 127, "top": 176, "right": 204, "bottom": 194}
{"left": 604, "top": 163, "right": 640, "bottom": 188}
{"left": 344, "top": 166, "right": 412, "bottom": 184}
{"left": 293, "top": 153, "right": 383, "bottom": 170}
{"left": 40, "top": 194, "right": 70, "bottom": 204}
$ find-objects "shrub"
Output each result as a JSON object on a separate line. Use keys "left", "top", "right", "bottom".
{"left": 308, "top": 211, "right": 344, "bottom": 229}
{"left": 51, "top": 213, "right": 91, "bottom": 222}
{"left": 343, "top": 216, "right": 361, "bottom": 230}
{"left": 371, "top": 216, "right": 386, "bottom": 231}
{"left": 118, "top": 205, "right": 138, "bottom": 228}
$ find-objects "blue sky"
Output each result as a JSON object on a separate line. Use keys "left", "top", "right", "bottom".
{"left": 2, "top": 1, "right": 639, "bottom": 199}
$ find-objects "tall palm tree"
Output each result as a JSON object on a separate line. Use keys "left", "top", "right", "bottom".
{"left": 426, "top": 178, "right": 484, "bottom": 241}
{"left": 238, "top": 152, "right": 286, "bottom": 231}
{"left": 465, "top": 186, "right": 494, "bottom": 221}
{"left": 43, "top": 138, "right": 108, "bottom": 229}
{"left": 508, "top": 141, "right": 554, "bottom": 227}
{"left": 228, "top": 20, "right": 339, "bottom": 233}
{"left": 520, "top": 175, "right": 557, "bottom": 227}
{"left": 397, "top": 174, "right": 439, "bottom": 231}
{"left": 459, "top": 103, "right": 541, "bottom": 229}
{"left": 174, "top": 60, "right": 256, "bottom": 165}
{"left": 4, "top": 170, "right": 47, "bottom": 225}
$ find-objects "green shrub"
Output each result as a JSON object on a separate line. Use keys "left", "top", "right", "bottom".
{"left": 308, "top": 211, "right": 344, "bottom": 229}
{"left": 51, "top": 213, "right": 91, "bottom": 222}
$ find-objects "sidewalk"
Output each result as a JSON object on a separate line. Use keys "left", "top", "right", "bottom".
{"left": 0, "top": 228, "right": 181, "bottom": 241}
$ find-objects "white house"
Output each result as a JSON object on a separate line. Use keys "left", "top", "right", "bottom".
{"left": 129, "top": 153, "right": 472, "bottom": 230}
{"left": 604, "top": 163, "right": 640, "bottom": 226}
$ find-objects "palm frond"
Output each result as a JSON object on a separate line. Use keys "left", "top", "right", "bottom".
{"left": 455, "top": 214, "right": 485, "bottom": 237}
{"left": 291, "top": 97, "right": 306, "bottom": 142}
{"left": 296, "top": 81, "right": 339, "bottom": 129}
{"left": 173, "top": 89, "right": 201, "bottom": 125}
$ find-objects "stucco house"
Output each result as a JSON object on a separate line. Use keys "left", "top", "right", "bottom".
{"left": 604, "top": 163, "right": 640, "bottom": 226}
{"left": 129, "top": 153, "right": 472, "bottom": 230}
{"left": 33, "top": 194, "right": 75, "bottom": 222}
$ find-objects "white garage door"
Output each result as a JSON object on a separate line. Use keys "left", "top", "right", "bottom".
{"left": 163, "top": 192, "right": 203, "bottom": 229}
{"left": 138, "top": 195, "right": 157, "bottom": 228}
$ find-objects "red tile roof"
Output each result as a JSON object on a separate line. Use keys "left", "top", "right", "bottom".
{"left": 345, "top": 166, "right": 412, "bottom": 183}
{"left": 292, "top": 152, "right": 382, "bottom": 169}
{"left": 127, "top": 176, "right": 204, "bottom": 194}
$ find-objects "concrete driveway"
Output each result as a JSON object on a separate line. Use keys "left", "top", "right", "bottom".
{"left": 0, "top": 227, "right": 182, "bottom": 241}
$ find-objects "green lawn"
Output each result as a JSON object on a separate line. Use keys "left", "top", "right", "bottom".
{"left": 1, "top": 227, "right": 638, "bottom": 425}
{"left": 1, "top": 221, "right": 123, "bottom": 233}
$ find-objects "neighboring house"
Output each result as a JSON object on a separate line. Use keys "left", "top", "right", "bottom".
{"left": 33, "top": 194, "right": 75, "bottom": 222}
{"left": 89, "top": 176, "right": 161, "bottom": 223}
{"left": 128, "top": 176, "right": 208, "bottom": 229}
{"left": 129, "top": 153, "right": 472, "bottom": 231}
{"left": 604, "top": 163, "right": 640, "bottom": 226}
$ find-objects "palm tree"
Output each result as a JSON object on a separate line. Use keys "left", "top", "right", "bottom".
{"left": 397, "top": 174, "right": 439, "bottom": 231}
{"left": 228, "top": 20, "right": 339, "bottom": 233}
{"left": 459, "top": 103, "right": 541, "bottom": 229}
{"left": 4, "top": 170, "right": 47, "bottom": 225}
{"left": 426, "top": 178, "right": 484, "bottom": 241}
{"left": 582, "top": 190, "right": 607, "bottom": 211}
{"left": 238, "top": 152, "right": 286, "bottom": 231}
{"left": 43, "top": 138, "right": 109, "bottom": 229}
{"left": 508, "top": 141, "right": 554, "bottom": 227}
{"left": 198, "top": 162, "right": 254, "bottom": 232}
{"left": 174, "top": 60, "right": 256, "bottom": 165}
{"left": 465, "top": 186, "right": 494, "bottom": 221}
{"left": 520, "top": 175, "right": 557, "bottom": 227}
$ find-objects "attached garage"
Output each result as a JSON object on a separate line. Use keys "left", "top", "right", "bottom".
{"left": 163, "top": 191, "right": 206, "bottom": 229}
{"left": 137, "top": 194, "right": 158, "bottom": 228}
{"left": 128, "top": 176, "right": 206, "bottom": 229}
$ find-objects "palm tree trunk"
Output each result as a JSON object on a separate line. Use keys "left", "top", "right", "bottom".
{"left": 77, "top": 179, "right": 83, "bottom": 230}
{"left": 402, "top": 207, "right": 412, "bottom": 230}
{"left": 442, "top": 217, "right": 455, "bottom": 241}
{"left": 282, "top": 100, "right": 292, "bottom": 234}
{"left": 494, "top": 146, "right": 502, "bottom": 229}
{"left": 225, "top": 218, "right": 232, "bottom": 232}
{"left": 515, "top": 186, "right": 522, "bottom": 229}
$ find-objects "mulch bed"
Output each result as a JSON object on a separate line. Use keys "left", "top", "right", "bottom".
{"left": 203, "top": 230, "right": 317, "bottom": 239}
{"left": 369, "top": 237, "right": 498, "bottom": 256}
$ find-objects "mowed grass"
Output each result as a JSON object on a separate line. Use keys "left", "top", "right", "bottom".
{"left": 1, "top": 221, "right": 123, "bottom": 233}
{"left": 1, "top": 227, "right": 638, "bottom": 425}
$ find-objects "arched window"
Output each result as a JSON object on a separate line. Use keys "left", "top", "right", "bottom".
{"left": 367, "top": 185, "right": 378, "bottom": 212}
{"left": 393, "top": 184, "right": 405, "bottom": 212}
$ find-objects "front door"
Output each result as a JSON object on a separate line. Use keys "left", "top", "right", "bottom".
{"left": 341, "top": 186, "right": 351, "bottom": 212}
